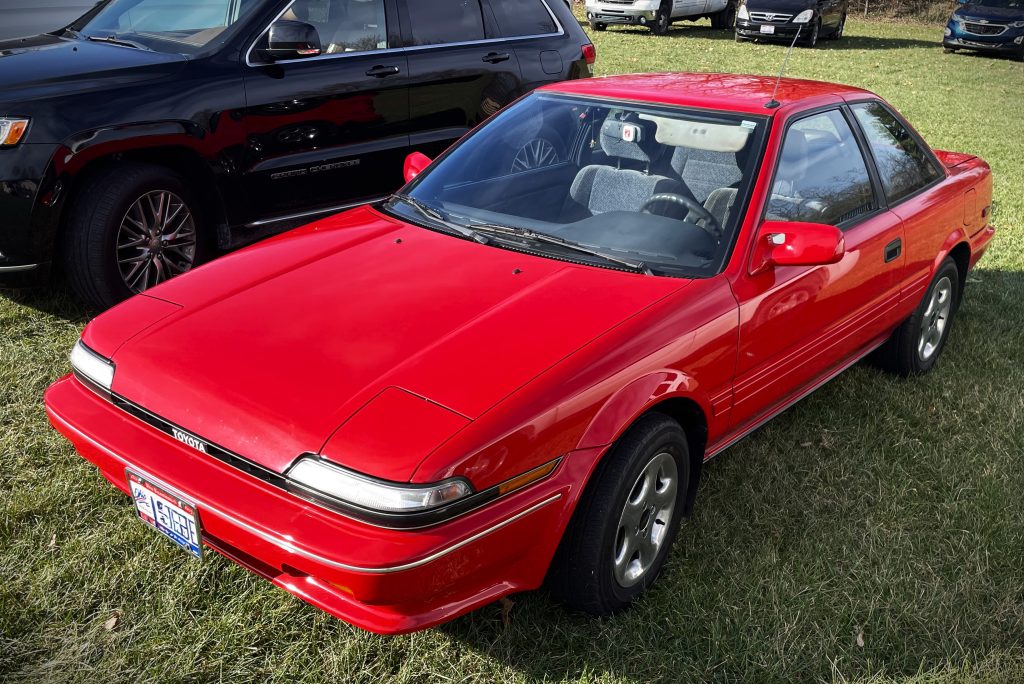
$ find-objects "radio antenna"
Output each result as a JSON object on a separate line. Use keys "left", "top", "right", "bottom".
{"left": 765, "top": 25, "right": 803, "bottom": 109}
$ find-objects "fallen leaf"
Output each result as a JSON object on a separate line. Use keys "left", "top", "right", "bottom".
{"left": 103, "top": 611, "right": 122, "bottom": 631}
{"left": 499, "top": 597, "right": 515, "bottom": 626}
{"left": 49, "top": 534, "right": 57, "bottom": 548}
{"left": 800, "top": 442, "right": 813, "bottom": 448}
{"left": 855, "top": 627, "right": 865, "bottom": 648}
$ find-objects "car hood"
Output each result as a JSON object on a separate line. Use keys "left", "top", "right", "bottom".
{"left": 743, "top": 0, "right": 816, "bottom": 14}
{"left": 106, "top": 206, "right": 690, "bottom": 479}
{"left": 0, "top": 34, "right": 186, "bottom": 104}
{"left": 953, "top": 5, "right": 1024, "bottom": 21}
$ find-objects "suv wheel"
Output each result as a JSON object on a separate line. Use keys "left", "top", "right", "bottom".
{"left": 711, "top": 1, "right": 736, "bottom": 29}
{"left": 510, "top": 135, "right": 565, "bottom": 173}
{"left": 549, "top": 413, "right": 689, "bottom": 615}
{"left": 829, "top": 13, "right": 846, "bottom": 39}
{"left": 64, "top": 163, "right": 206, "bottom": 309}
{"left": 650, "top": 4, "right": 671, "bottom": 35}
{"left": 804, "top": 18, "right": 821, "bottom": 47}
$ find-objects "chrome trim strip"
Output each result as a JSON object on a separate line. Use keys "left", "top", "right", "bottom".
{"left": 244, "top": 197, "right": 385, "bottom": 228}
{"left": 0, "top": 263, "right": 38, "bottom": 272}
{"left": 244, "top": 0, "right": 564, "bottom": 68}
{"left": 51, "top": 409, "right": 563, "bottom": 574}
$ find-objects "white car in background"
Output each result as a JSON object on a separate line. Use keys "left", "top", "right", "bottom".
{"left": 0, "top": 0, "right": 96, "bottom": 40}
{"left": 584, "top": 0, "right": 737, "bottom": 33}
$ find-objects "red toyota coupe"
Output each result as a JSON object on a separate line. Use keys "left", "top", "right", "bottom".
{"left": 45, "top": 73, "right": 995, "bottom": 634}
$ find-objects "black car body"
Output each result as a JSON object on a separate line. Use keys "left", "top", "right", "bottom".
{"left": 944, "top": 0, "right": 1024, "bottom": 59}
{"left": 735, "top": 0, "right": 847, "bottom": 45}
{"left": 0, "top": 0, "right": 593, "bottom": 308}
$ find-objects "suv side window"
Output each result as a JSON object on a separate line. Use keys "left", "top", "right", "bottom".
{"left": 406, "top": 0, "right": 485, "bottom": 45}
{"left": 488, "top": 0, "right": 557, "bottom": 37}
{"left": 766, "top": 109, "right": 876, "bottom": 227}
{"left": 852, "top": 101, "right": 941, "bottom": 204}
{"left": 285, "top": 0, "right": 388, "bottom": 54}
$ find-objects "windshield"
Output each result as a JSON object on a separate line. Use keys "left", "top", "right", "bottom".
{"left": 73, "top": 0, "right": 262, "bottom": 54}
{"left": 966, "top": 0, "right": 1022, "bottom": 8}
{"left": 392, "top": 93, "right": 768, "bottom": 277}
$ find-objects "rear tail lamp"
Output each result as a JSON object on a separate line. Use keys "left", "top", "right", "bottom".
{"left": 582, "top": 43, "right": 597, "bottom": 66}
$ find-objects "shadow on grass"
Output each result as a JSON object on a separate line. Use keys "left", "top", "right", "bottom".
{"left": 0, "top": 283, "right": 91, "bottom": 325}
{"left": 601, "top": 23, "right": 941, "bottom": 51}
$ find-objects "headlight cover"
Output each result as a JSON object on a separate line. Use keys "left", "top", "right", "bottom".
{"left": 737, "top": 3, "right": 749, "bottom": 20}
{"left": 793, "top": 9, "right": 814, "bottom": 24}
{"left": 288, "top": 457, "right": 473, "bottom": 515}
{"left": 70, "top": 340, "right": 115, "bottom": 393}
{"left": 0, "top": 118, "right": 30, "bottom": 146}
{"left": 1010, "top": 20, "right": 1024, "bottom": 28}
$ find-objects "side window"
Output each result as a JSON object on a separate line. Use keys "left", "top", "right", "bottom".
{"left": 852, "top": 102, "right": 941, "bottom": 204}
{"left": 406, "top": 0, "right": 485, "bottom": 45}
{"left": 766, "top": 109, "right": 876, "bottom": 227}
{"left": 285, "top": 0, "right": 388, "bottom": 54}
{"left": 488, "top": 0, "right": 557, "bottom": 37}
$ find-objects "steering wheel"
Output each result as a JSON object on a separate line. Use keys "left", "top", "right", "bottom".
{"left": 641, "top": 193, "right": 723, "bottom": 241}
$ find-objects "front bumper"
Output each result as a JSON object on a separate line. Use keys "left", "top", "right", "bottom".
{"left": 45, "top": 375, "right": 594, "bottom": 634}
{"left": 944, "top": 22, "right": 1024, "bottom": 54}
{"left": 735, "top": 20, "right": 806, "bottom": 40}
{"left": 0, "top": 143, "right": 60, "bottom": 286}
{"left": 585, "top": 3, "right": 659, "bottom": 25}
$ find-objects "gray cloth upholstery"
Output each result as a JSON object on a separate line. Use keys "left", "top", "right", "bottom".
{"left": 599, "top": 115, "right": 660, "bottom": 166}
{"left": 570, "top": 166, "right": 687, "bottom": 215}
{"left": 670, "top": 147, "right": 744, "bottom": 203}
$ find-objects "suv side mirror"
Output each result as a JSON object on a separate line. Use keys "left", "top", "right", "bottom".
{"left": 263, "top": 20, "right": 321, "bottom": 61}
{"left": 750, "top": 220, "right": 845, "bottom": 274}
{"left": 403, "top": 152, "right": 432, "bottom": 183}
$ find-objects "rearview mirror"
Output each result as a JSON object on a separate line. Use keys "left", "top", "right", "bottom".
{"left": 403, "top": 152, "right": 432, "bottom": 183}
{"left": 263, "top": 20, "right": 321, "bottom": 61}
{"left": 750, "top": 220, "right": 845, "bottom": 274}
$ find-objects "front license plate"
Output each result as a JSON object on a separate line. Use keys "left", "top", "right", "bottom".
{"left": 127, "top": 470, "right": 203, "bottom": 559}
{"left": 760, "top": 24, "right": 776, "bottom": 34}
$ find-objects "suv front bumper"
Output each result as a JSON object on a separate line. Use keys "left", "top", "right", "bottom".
{"left": 45, "top": 375, "right": 593, "bottom": 634}
{"left": 585, "top": 1, "right": 659, "bottom": 25}
{"left": 0, "top": 142, "right": 60, "bottom": 286}
{"left": 943, "top": 22, "right": 1024, "bottom": 55}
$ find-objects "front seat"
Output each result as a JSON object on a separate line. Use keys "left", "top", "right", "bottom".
{"left": 326, "top": 0, "right": 386, "bottom": 53}
{"left": 569, "top": 114, "right": 690, "bottom": 216}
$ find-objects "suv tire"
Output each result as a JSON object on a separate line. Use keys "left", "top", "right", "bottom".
{"left": 64, "top": 163, "right": 206, "bottom": 310}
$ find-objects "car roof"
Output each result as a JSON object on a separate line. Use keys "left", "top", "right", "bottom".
{"left": 540, "top": 72, "right": 876, "bottom": 116}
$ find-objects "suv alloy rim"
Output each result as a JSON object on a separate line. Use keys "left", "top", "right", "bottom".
{"left": 918, "top": 276, "right": 953, "bottom": 362}
{"left": 613, "top": 451, "right": 678, "bottom": 588}
{"left": 116, "top": 190, "right": 197, "bottom": 293}
{"left": 511, "top": 138, "right": 561, "bottom": 172}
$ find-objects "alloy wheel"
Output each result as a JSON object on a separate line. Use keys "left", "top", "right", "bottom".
{"left": 918, "top": 276, "right": 953, "bottom": 363}
{"left": 511, "top": 138, "right": 561, "bottom": 172}
{"left": 116, "top": 190, "right": 197, "bottom": 293}
{"left": 612, "top": 451, "right": 678, "bottom": 588}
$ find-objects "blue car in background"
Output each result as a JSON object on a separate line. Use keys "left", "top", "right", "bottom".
{"left": 944, "top": 0, "right": 1024, "bottom": 59}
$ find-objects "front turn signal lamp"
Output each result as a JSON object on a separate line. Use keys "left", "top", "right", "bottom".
{"left": 70, "top": 340, "right": 115, "bottom": 394}
{"left": 0, "top": 118, "right": 30, "bottom": 147}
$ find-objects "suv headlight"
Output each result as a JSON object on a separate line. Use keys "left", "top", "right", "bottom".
{"left": 0, "top": 118, "right": 30, "bottom": 147}
{"left": 1010, "top": 20, "right": 1024, "bottom": 28}
{"left": 737, "top": 3, "right": 749, "bottom": 19}
{"left": 70, "top": 341, "right": 115, "bottom": 393}
{"left": 288, "top": 457, "right": 473, "bottom": 515}
{"left": 793, "top": 9, "right": 814, "bottom": 23}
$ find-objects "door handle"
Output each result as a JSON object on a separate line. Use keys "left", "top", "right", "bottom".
{"left": 365, "top": 65, "right": 400, "bottom": 77}
{"left": 482, "top": 52, "right": 511, "bottom": 64}
{"left": 884, "top": 238, "right": 902, "bottom": 263}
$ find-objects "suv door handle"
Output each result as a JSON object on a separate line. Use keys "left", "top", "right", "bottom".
{"left": 365, "top": 65, "right": 400, "bottom": 77}
{"left": 884, "top": 238, "right": 902, "bottom": 263}
{"left": 482, "top": 52, "right": 510, "bottom": 64}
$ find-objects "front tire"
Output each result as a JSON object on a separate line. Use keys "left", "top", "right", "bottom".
{"left": 874, "top": 259, "right": 960, "bottom": 376}
{"left": 711, "top": 2, "right": 736, "bottom": 29}
{"left": 64, "top": 163, "right": 205, "bottom": 310}
{"left": 650, "top": 4, "right": 671, "bottom": 35}
{"left": 804, "top": 18, "right": 821, "bottom": 47}
{"left": 549, "top": 413, "right": 689, "bottom": 616}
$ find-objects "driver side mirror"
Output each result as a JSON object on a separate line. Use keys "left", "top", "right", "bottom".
{"left": 263, "top": 20, "right": 321, "bottom": 61}
{"left": 403, "top": 152, "right": 432, "bottom": 183}
{"left": 750, "top": 220, "right": 845, "bottom": 274}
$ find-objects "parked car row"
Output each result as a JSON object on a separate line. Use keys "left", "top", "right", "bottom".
{"left": 0, "top": 0, "right": 594, "bottom": 309}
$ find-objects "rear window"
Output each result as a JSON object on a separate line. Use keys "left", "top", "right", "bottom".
{"left": 407, "top": 0, "right": 485, "bottom": 45}
{"left": 489, "top": 0, "right": 558, "bottom": 37}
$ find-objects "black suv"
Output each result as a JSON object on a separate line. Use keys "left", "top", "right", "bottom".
{"left": 0, "top": 0, "right": 593, "bottom": 309}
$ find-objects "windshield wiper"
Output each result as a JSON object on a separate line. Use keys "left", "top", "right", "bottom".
{"left": 389, "top": 195, "right": 490, "bottom": 245}
{"left": 87, "top": 34, "right": 151, "bottom": 51}
{"left": 465, "top": 220, "right": 652, "bottom": 275}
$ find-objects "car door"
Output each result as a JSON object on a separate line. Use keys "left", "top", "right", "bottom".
{"left": 728, "top": 106, "right": 906, "bottom": 431}
{"left": 240, "top": 0, "right": 410, "bottom": 223}
{"left": 398, "top": 0, "right": 524, "bottom": 159}
{"left": 482, "top": 0, "right": 568, "bottom": 92}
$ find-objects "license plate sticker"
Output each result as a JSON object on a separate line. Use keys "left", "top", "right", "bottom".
{"left": 127, "top": 470, "right": 203, "bottom": 559}
{"left": 760, "top": 24, "right": 776, "bottom": 34}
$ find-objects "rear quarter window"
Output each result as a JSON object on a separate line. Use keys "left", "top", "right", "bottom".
{"left": 852, "top": 102, "right": 942, "bottom": 204}
{"left": 488, "top": 0, "right": 558, "bottom": 37}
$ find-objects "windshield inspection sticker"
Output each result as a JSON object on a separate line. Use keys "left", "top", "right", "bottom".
{"left": 741, "top": 120, "right": 757, "bottom": 129}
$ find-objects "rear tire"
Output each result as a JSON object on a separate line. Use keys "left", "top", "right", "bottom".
{"left": 874, "top": 259, "right": 960, "bottom": 376}
{"left": 650, "top": 4, "right": 671, "bottom": 35}
{"left": 549, "top": 413, "right": 689, "bottom": 616}
{"left": 63, "top": 163, "right": 206, "bottom": 310}
{"left": 826, "top": 13, "right": 846, "bottom": 39}
{"left": 711, "top": 1, "right": 736, "bottom": 29}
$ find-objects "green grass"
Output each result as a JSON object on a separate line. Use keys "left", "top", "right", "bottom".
{"left": 3, "top": 17, "right": 1024, "bottom": 684}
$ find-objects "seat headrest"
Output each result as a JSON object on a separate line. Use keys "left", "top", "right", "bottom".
{"left": 600, "top": 113, "right": 659, "bottom": 164}
{"left": 779, "top": 128, "right": 809, "bottom": 179}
